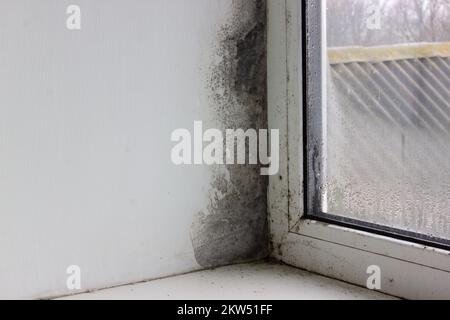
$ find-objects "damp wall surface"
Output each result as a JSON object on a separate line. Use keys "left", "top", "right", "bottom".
{"left": 0, "top": 0, "right": 267, "bottom": 299}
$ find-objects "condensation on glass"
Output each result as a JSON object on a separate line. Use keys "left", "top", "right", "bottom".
{"left": 321, "top": 0, "right": 450, "bottom": 241}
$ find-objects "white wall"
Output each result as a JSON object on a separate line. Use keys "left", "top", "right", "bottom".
{"left": 0, "top": 0, "right": 267, "bottom": 299}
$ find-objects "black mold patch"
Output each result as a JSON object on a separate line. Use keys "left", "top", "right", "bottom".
{"left": 191, "top": 0, "right": 268, "bottom": 268}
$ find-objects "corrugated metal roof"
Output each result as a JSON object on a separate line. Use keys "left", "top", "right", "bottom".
{"left": 329, "top": 43, "right": 450, "bottom": 132}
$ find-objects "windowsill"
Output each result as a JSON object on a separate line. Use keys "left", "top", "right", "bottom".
{"left": 58, "top": 262, "right": 396, "bottom": 300}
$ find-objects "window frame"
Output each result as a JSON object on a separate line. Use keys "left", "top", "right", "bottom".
{"left": 268, "top": 0, "right": 450, "bottom": 300}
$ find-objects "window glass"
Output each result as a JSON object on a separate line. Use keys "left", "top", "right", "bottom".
{"left": 322, "top": 0, "right": 450, "bottom": 242}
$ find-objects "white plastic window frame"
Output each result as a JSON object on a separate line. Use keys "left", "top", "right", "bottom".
{"left": 268, "top": 0, "right": 450, "bottom": 300}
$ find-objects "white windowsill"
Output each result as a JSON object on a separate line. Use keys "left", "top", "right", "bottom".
{"left": 58, "top": 262, "right": 396, "bottom": 300}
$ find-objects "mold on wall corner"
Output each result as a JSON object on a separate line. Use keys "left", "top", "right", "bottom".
{"left": 191, "top": 0, "right": 268, "bottom": 268}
